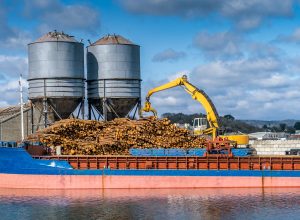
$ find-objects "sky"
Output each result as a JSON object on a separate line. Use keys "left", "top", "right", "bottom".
{"left": 1, "top": 0, "right": 300, "bottom": 120}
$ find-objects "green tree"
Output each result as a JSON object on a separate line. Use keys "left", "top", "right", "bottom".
{"left": 286, "top": 126, "right": 295, "bottom": 134}
{"left": 279, "top": 123, "right": 287, "bottom": 132}
{"left": 271, "top": 126, "right": 280, "bottom": 132}
{"left": 294, "top": 122, "right": 300, "bottom": 130}
{"left": 224, "top": 114, "right": 235, "bottom": 120}
{"left": 262, "top": 124, "right": 268, "bottom": 129}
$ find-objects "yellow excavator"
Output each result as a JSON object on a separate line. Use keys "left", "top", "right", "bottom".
{"left": 140, "top": 75, "right": 249, "bottom": 145}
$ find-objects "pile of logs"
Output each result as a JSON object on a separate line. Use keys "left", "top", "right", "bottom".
{"left": 26, "top": 117, "right": 207, "bottom": 155}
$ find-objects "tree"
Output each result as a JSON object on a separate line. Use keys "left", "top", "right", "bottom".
{"left": 224, "top": 114, "right": 235, "bottom": 121}
{"left": 271, "top": 126, "right": 280, "bottom": 132}
{"left": 262, "top": 124, "right": 268, "bottom": 129}
{"left": 162, "top": 112, "right": 205, "bottom": 125}
{"left": 279, "top": 123, "right": 287, "bottom": 132}
{"left": 286, "top": 126, "right": 295, "bottom": 134}
{"left": 294, "top": 122, "right": 300, "bottom": 130}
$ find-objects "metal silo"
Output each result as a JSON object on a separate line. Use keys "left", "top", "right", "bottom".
{"left": 28, "top": 31, "right": 84, "bottom": 130}
{"left": 87, "top": 34, "right": 141, "bottom": 121}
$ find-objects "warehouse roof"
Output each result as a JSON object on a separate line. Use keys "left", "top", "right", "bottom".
{"left": 0, "top": 104, "right": 31, "bottom": 123}
{"left": 248, "top": 132, "right": 287, "bottom": 140}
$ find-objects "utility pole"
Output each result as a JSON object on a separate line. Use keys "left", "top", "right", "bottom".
{"left": 19, "top": 74, "right": 24, "bottom": 141}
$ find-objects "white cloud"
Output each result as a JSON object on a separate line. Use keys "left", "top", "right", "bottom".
{"left": 24, "top": 0, "right": 101, "bottom": 34}
{"left": 193, "top": 31, "right": 243, "bottom": 59}
{"left": 236, "top": 100, "right": 250, "bottom": 109}
{"left": 0, "top": 55, "right": 28, "bottom": 80}
{"left": 167, "top": 70, "right": 190, "bottom": 81}
{"left": 193, "top": 30, "right": 286, "bottom": 62}
{"left": 118, "top": 0, "right": 221, "bottom": 17}
{"left": 3, "top": 30, "right": 32, "bottom": 50}
{"left": 221, "top": 0, "right": 293, "bottom": 30}
{"left": 0, "top": 79, "right": 28, "bottom": 107}
{"left": 0, "top": 55, "right": 28, "bottom": 107}
{"left": 152, "top": 48, "right": 186, "bottom": 62}
{"left": 145, "top": 54, "right": 300, "bottom": 120}
{"left": 119, "top": 0, "right": 295, "bottom": 30}
{"left": 235, "top": 16, "right": 261, "bottom": 30}
{"left": 256, "top": 74, "right": 289, "bottom": 88}
{"left": 152, "top": 96, "right": 180, "bottom": 106}
{"left": 276, "top": 28, "right": 300, "bottom": 43}
{"left": 0, "top": 5, "right": 32, "bottom": 50}
{"left": 0, "top": 79, "right": 28, "bottom": 93}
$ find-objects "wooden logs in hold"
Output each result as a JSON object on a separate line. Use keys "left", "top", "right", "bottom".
{"left": 26, "top": 117, "right": 207, "bottom": 155}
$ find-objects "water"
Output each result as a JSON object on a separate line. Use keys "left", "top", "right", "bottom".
{"left": 0, "top": 188, "right": 299, "bottom": 220}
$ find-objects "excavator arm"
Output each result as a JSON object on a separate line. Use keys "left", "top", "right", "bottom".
{"left": 140, "top": 75, "right": 220, "bottom": 138}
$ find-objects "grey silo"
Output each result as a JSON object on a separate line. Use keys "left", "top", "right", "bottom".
{"left": 87, "top": 34, "right": 141, "bottom": 120}
{"left": 27, "top": 31, "right": 85, "bottom": 130}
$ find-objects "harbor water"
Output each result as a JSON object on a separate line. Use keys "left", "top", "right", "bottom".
{"left": 0, "top": 188, "right": 299, "bottom": 220}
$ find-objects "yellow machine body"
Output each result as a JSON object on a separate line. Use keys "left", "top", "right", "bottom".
{"left": 220, "top": 134, "right": 249, "bottom": 145}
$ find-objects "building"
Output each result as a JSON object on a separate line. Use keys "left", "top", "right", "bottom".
{"left": 248, "top": 132, "right": 288, "bottom": 140}
{"left": 0, "top": 104, "right": 32, "bottom": 141}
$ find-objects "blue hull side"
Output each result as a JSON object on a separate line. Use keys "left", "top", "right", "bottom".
{"left": 1, "top": 147, "right": 300, "bottom": 178}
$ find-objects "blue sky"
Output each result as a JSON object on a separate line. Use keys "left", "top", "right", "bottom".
{"left": 1, "top": 0, "right": 300, "bottom": 120}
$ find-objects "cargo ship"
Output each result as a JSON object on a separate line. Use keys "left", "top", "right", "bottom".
{"left": 1, "top": 146, "right": 300, "bottom": 189}
{"left": 1, "top": 31, "right": 299, "bottom": 189}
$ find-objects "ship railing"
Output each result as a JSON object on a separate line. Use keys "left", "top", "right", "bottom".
{"left": 32, "top": 155, "right": 300, "bottom": 171}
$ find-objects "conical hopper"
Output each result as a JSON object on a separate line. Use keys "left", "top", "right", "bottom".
{"left": 31, "top": 98, "right": 82, "bottom": 122}
{"left": 89, "top": 98, "right": 139, "bottom": 120}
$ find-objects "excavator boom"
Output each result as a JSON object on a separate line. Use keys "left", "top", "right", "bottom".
{"left": 141, "top": 75, "right": 249, "bottom": 146}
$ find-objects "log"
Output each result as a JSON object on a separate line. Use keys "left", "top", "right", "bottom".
{"left": 26, "top": 117, "right": 207, "bottom": 155}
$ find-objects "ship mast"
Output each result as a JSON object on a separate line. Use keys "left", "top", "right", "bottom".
{"left": 19, "top": 74, "right": 24, "bottom": 141}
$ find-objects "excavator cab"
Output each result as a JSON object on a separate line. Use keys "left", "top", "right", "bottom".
{"left": 192, "top": 118, "right": 208, "bottom": 135}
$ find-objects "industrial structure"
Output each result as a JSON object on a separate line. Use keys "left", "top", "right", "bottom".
{"left": 87, "top": 34, "right": 141, "bottom": 121}
{"left": 27, "top": 31, "right": 85, "bottom": 132}
{"left": 0, "top": 32, "right": 142, "bottom": 141}
{"left": 0, "top": 104, "right": 32, "bottom": 141}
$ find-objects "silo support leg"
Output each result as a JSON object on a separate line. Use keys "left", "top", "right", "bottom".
{"left": 91, "top": 105, "right": 97, "bottom": 120}
{"left": 43, "top": 99, "right": 48, "bottom": 128}
{"left": 103, "top": 98, "right": 107, "bottom": 121}
{"left": 132, "top": 103, "right": 139, "bottom": 119}
{"left": 88, "top": 103, "right": 92, "bottom": 120}
{"left": 76, "top": 101, "right": 84, "bottom": 119}
{"left": 48, "top": 103, "right": 62, "bottom": 120}
{"left": 81, "top": 100, "right": 85, "bottom": 119}
{"left": 107, "top": 103, "right": 120, "bottom": 118}
{"left": 30, "top": 103, "right": 34, "bottom": 134}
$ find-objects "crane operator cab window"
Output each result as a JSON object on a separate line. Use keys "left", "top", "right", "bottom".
{"left": 193, "top": 118, "right": 208, "bottom": 133}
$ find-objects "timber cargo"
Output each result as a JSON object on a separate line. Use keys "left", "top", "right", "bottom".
{"left": 25, "top": 117, "right": 209, "bottom": 155}
{"left": 1, "top": 147, "right": 300, "bottom": 189}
